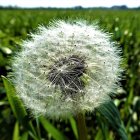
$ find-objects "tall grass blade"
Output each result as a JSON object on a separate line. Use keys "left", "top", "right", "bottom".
{"left": 12, "top": 121, "right": 19, "bottom": 140}
{"left": 2, "top": 76, "right": 37, "bottom": 139}
{"left": 69, "top": 116, "right": 78, "bottom": 140}
{"left": 39, "top": 116, "right": 68, "bottom": 140}
{"left": 97, "top": 100, "right": 128, "bottom": 140}
{"left": 20, "top": 132, "right": 28, "bottom": 140}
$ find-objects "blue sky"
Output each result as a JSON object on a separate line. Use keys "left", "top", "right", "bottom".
{"left": 0, "top": 0, "right": 139, "bottom": 8}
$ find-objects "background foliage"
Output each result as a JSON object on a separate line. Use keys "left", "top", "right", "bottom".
{"left": 0, "top": 9, "right": 139, "bottom": 140}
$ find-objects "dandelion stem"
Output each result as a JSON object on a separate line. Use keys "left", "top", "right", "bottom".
{"left": 76, "top": 112, "right": 88, "bottom": 140}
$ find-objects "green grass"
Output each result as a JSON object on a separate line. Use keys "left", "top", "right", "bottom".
{"left": 0, "top": 9, "right": 140, "bottom": 140}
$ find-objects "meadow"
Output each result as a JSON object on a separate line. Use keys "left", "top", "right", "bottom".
{"left": 0, "top": 9, "right": 139, "bottom": 140}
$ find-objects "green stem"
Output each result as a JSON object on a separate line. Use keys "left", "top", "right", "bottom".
{"left": 76, "top": 112, "right": 88, "bottom": 140}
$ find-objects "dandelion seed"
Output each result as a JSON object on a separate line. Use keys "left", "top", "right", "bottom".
{"left": 11, "top": 20, "right": 122, "bottom": 119}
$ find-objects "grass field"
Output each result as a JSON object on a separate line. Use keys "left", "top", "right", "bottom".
{"left": 0, "top": 9, "right": 140, "bottom": 140}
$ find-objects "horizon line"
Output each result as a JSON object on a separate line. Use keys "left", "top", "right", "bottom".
{"left": 0, "top": 5, "right": 140, "bottom": 9}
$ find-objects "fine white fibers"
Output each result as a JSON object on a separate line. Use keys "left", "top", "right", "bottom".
{"left": 11, "top": 20, "right": 122, "bottom": 119}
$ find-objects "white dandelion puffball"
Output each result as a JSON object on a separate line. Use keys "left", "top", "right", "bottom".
{"left": 12, "top": 20, "right": 122, "bottom": 119}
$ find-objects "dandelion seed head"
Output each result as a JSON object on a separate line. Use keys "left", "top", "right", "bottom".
{"left": 11, "top": 20, "right": 122, "bottom": 119}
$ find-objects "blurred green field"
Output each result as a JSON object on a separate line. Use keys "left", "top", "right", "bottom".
{"left": 0, "top": 9, "right": 140, "bottom": 140}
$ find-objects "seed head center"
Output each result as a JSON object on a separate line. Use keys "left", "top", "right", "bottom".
{"left": 48, "top": 55, "right": 86, "bottom": 95}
